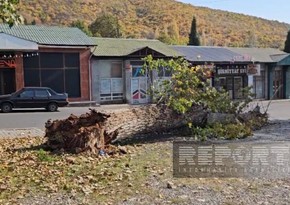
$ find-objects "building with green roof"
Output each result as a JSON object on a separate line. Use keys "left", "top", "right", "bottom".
{"left": 90, "top": 37, "right": 181, "bottom": 104}
{"left": 0, "top": 24, "right": 96, "bottom": 101}
{"left": 173, "top": 46, "right": 290, "bottom": 100}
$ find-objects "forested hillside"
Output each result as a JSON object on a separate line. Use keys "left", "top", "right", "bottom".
{"left": 18, "top": 0, "right": 290, "bottom": 48}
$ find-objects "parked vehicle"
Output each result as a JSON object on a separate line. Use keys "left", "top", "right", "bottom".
{"left": 0, "top": 87, "right": 69, "bottom": 113}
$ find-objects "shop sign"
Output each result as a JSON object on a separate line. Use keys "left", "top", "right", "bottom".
{"left": 0, "top": 59, "right": 16, "bottom": 68}
{"left": 217, "top": 68, "right": 247, "bottom": 75}
{"left": 199, "top": 64, "right": 215, "bottom": 69}
{"left": 232, "top": 54, "right": 253, "bottom": 62}
{"left": 247, "top": 64, "right": 261, "bottom": 76}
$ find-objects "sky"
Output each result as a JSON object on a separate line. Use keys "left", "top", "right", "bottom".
{"left": 178, "top": 0, "right": 290, "bottom": 24}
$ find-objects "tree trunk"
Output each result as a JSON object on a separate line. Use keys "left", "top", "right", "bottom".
{"left": 44, "top": 105, "right": 207, "bottom": 154}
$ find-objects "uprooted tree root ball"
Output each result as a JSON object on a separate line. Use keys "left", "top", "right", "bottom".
{"left": 44, "top": 109, "right": 120, "bottom": 155}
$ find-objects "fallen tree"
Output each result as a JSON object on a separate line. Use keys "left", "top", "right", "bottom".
{"left": 44, "top": 103, "right": 268, "bottom": 154}
{"left": 44, "top": 105, "right": 208, "bottom": 154}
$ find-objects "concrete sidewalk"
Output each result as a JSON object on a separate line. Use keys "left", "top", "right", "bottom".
{"left": 250, "top": 99, "right": 290, "bottom": 120}
{"left": 0, "top": 127, "right": 45, "bottom": 138}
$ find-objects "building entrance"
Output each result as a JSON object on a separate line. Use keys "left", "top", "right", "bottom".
{"left": 217, "top": 76, "right": 245, "bottom": 99}
{"left": 273, "top": 69, "right": 283, "bottom": 99}
{"left": 0, "top": 68, "right": 16, "bottom": 95}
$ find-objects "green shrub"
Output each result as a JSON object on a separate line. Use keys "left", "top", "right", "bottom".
{"left": 37, "top": 149, "right": 55, "bottom": 162}
{"left": 191, "top": 123, "right": 252, "bottom": 140}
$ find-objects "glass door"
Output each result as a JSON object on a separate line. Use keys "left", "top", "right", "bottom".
{"left": 273, "top": 70, "right": 283, "bottom": 99}
{"left": 226, "top": 77, "right": 233, "bottom": 99}
{"left": 234, "top": 77, "right": 243, "bottom": 99}
{"left": 0, "top": 68, "right": 15, "bottom": 95}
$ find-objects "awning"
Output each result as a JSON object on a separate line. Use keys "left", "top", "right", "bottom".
{"left": 0, "top": 33, "right": 38, "bottom": 51}
{"left": 276, "top": 54, "right": 290, "bottom": 66}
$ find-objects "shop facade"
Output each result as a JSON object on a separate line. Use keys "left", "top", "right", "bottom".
{"left": 268, "top": 56, "right": 290, "bottom": 100}
{"left": 0, "top": 33, "right": 38, "bottom": 95}
{"left": 173, "top": 46, "right": 290, "bottom": 100}
{"left": 91, "top": 38, "right": 179, "bottom": 104}
{"left": 0, "top": 24, "right": 95, "bottom": 101}
{"left": 227, "top": 48, "right": 290, "bottom": 100}
{"left": 213, "top": 64, "right": 249, "bottom": 99}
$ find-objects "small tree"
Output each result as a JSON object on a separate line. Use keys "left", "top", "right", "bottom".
{"left": 89, "top": 14, "right": 122, "bottom": 38}
{"left": 188, "top": 16, "right": 200, "bottom": 46}
{"left": 157, "top": 33, "right": 175, "bottom": 45}
{"left": 284, "top": 30, "right": 290, "bottom": 53}
{"left": 142, "top": 56, "right": 262, "bottom": 140}
{"left": 71, "top": 20, "right": 92, "bottom": 36}
{"left": 143, "top": 55, "right": 244, "bottom": 114}
{"left": 0, "top": 0, "right": 23, "bottom": 26}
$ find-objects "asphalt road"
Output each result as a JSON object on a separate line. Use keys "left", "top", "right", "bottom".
{"left": 0, "top": 100, "right": 290, "bottom": 130}
{"left": 0, "top": 107, "right": 92, "bottom": 130}
{"left": 0, "top": 104, "right": 131, "bottom": 130}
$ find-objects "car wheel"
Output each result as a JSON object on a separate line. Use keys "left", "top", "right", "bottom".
{"left": 1, "top": 103, "right": 12, "bottom": 113}
{"left": 47, "top": 103, "right": 58, "bottom": 112}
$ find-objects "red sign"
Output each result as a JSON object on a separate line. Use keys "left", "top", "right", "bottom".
{"left": 0, "top": 59, "right": 16, "bottom": 68}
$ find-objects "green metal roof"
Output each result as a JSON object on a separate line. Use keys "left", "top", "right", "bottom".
{"left": 0, "top": 24, "right": 96, "bottom": 46}
{"left": 92, "top": 37, "right": 181, "bottom": 57}
{"left": 227, "top": 47, "right": 286, "bottom": 63}
{"left": 173, "top": 46, "right": 288, "bottom": 63}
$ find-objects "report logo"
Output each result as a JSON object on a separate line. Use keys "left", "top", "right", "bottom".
{"left": 173, "top": 141, "right": 290, "bottom": 178}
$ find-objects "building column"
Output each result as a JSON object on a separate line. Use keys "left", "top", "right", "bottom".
{"left": 268, "top": 66, "right": 274, "bottom": 99}
{"left": 125, "top": 61, "right": 132, "bottom": 104}
{"left": 91, "top": 60, "right": 101, "bottom": 104}
{"left": 15, "top": 52, "right": 24, "bottom": 90}
{"left": 79, "top": 49, "right": 90, "bottom": 101}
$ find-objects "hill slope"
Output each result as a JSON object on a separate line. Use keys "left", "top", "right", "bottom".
{"left": 18, "top": 0, "right": 290, "bottom": 49}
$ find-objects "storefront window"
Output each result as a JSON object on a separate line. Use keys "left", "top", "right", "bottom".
{"left": 111, "top": 62, "right": 122, "bottom": 78}
{"left": 253, "top": 71, "right": 265, "bottom": 99}
{"left": 23, "top": 52, "right": 80, "bottom": 98}
{"left": 131, "top": 61, "right": 146, "bottom": 77}
{"left": 214, "top": 64, "right": 248, "bottom": 99}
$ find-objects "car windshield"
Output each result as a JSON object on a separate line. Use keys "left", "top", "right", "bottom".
{"left": 12, "top": 88, "right": 25, "bottom": 96}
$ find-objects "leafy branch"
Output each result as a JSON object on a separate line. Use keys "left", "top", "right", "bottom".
{"left": 0, "top": 0, "right": 23, "bottom": 26}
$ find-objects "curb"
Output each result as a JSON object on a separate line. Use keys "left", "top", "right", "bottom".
{"left": 0, "top": 128, "right": 45, "bottom": 138}
{"left": 68, "top": 101, "right": 100, "bottom": 107}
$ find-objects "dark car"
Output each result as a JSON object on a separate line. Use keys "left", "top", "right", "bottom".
{"left": 0, "top": 87, "right": 69, "bottom": 113}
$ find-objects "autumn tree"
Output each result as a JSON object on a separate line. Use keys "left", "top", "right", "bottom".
{"left": 245, "top": 31, "right": 257, "bottom": 48}
{"left": 89, "top": 14, "right": 122, "bottom": 38}
{"left": 284, "top": 30, "right": 290, "bottom": 53}
{"left": 158, "top": 33, "right": 175, "bottom": 45}
{"left": 188, "top": 16, "right": 200, "bottom": 46}
{"left": 0, "top": 0, "right": 22, "bottom": 26}
{"left": 71, "top": 20, "right": 92, "bottom": 36}
{"left": 167, "top": 19, "right": 180, "bottom": 44}
{"left": 23, "top": 18, "right": 36, "bottom": 25}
